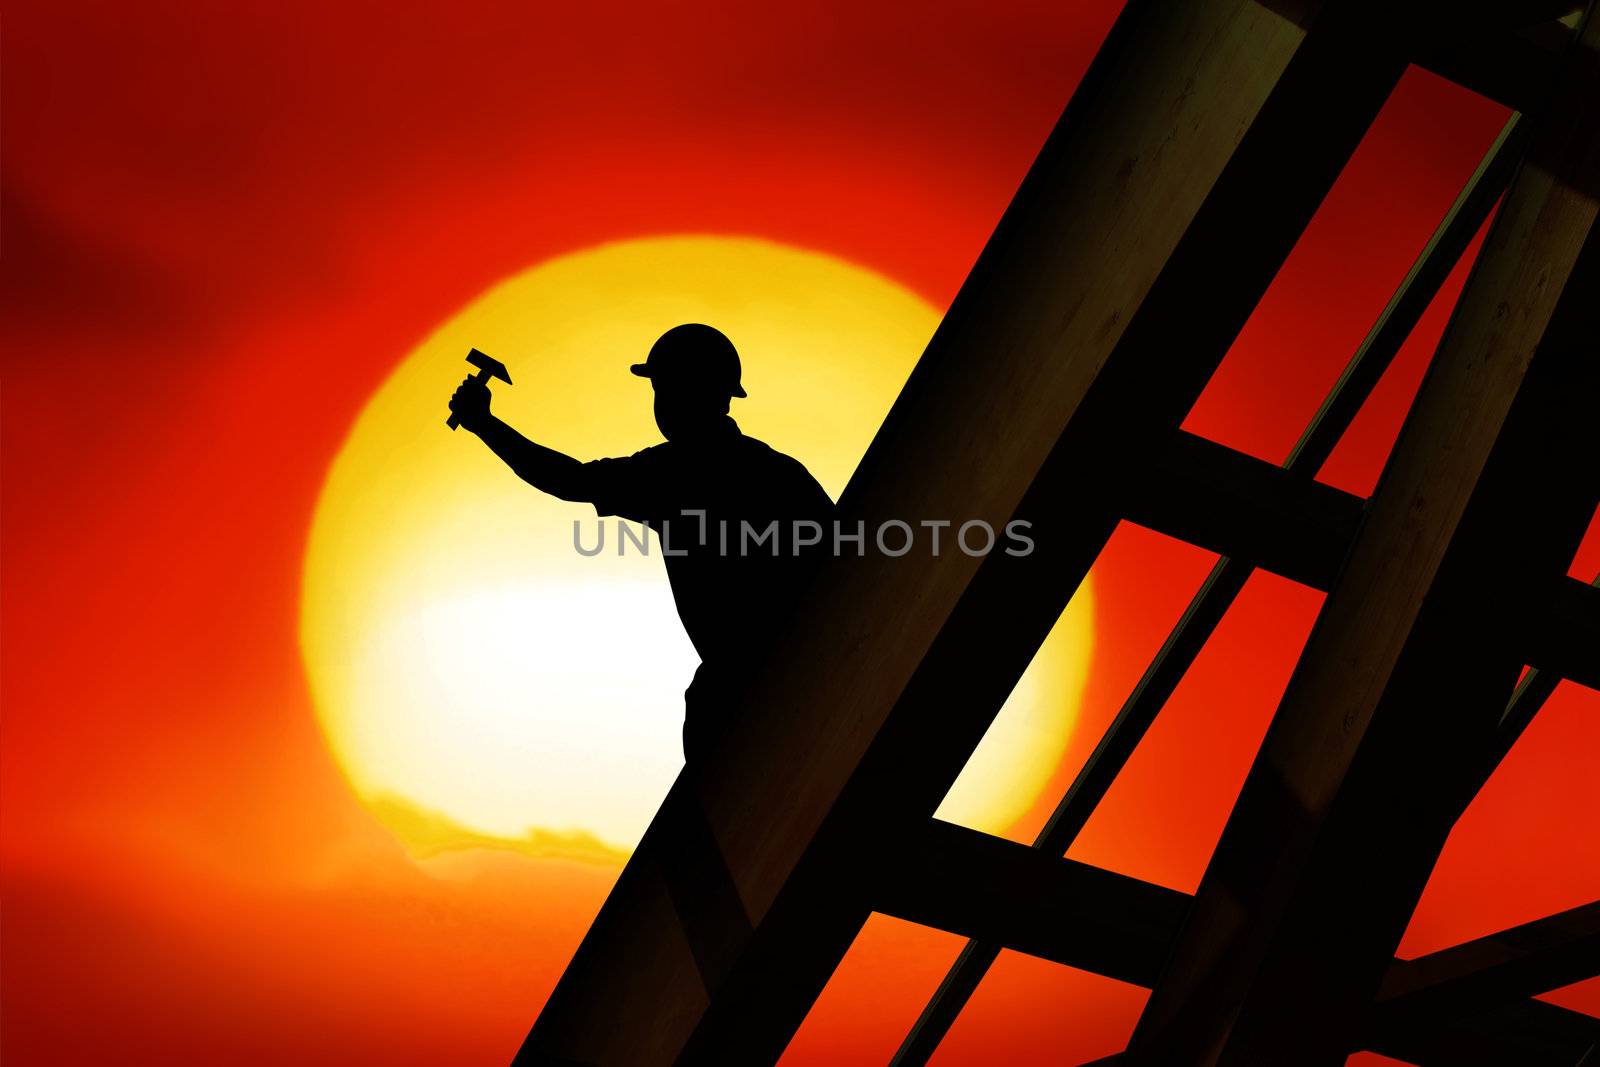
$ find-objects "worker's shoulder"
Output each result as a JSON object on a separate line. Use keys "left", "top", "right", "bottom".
{"left": 733, "top": 433, "right": 804, "bottom": 470}
{"left": 603, "top": 441, "right": 669, "bottom": 466}
{"left": 733, "top": 434, "right": 831, "bottom": 495}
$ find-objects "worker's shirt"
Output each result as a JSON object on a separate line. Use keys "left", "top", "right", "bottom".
{"left": 575, "top": 416, "right": 835, "bottom": 670}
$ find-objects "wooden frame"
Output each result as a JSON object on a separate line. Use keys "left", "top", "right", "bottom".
{"left": 516, "top": 1, "right": 1600, "bottom": 1064}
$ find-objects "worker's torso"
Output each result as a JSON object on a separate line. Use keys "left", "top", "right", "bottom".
{"left": 583, "top": 420, "right": 834, "bottom": 667}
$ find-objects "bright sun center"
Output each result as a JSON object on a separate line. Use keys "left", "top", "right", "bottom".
{"left": 300, "top": 235, "right": 1094, "bottom": 858}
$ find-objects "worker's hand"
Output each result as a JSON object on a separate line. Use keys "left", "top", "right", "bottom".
{"left": 449, "top": 376, "right": 493, "bottom": 433}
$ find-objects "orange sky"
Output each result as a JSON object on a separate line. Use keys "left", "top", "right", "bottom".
{"left": 3, "top": 2, "right": 1597, "bottom": 1064}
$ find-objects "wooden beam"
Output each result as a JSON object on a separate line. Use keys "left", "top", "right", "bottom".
{"left": 514, "top": 0, "right": 1421, "bottom": 1062}
{"left": 879, "top": 821, "right": 1597, "bottom": 1064}
{"left": 1370, "top": 997, "right": 1600, "bottom": 1066}
{"left": 1368, "top": 901, "right": 1600, "bottom": 1037}
{"left": 1140, "top": 441, "right": 1600, "bottom": 675}
{"left": 1133, "top": 430, "right": 1363, "bottom": 590}
{"left": 890, "top": 109, "right": 1530, "bottom": 1067}
{"left": 1528, "top": 575, "right": 1600, "bottom": 688}
{"left": 1470, "top": 573, "right": 1598, "bottom": 798}
{"left": 1126, "top": 5, "right": 1600, "bottom": 1061}
{"left": 901, "top": 646, "right": 1580, "bottom": 1067}
{"left": 875, "top": 818, "right": 1188, "bottom": 987}
{"left": 1415, "top": 16, "right": 1575, "bottom": 112}
{"left": 1091, "top": 1001, "right": 1600, "bottom": 1065}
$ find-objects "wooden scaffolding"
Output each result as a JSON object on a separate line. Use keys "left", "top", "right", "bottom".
{"left": 516, "top": 0, "right": 1600, "bottom": 1062}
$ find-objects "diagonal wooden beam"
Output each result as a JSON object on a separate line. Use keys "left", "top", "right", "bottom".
{"left": 891, "top": 108, "right": 1580, "bottom": 1067}
{"left": 1126, "top": 5, "right": 1600, "bottom": 1062}
{"left": 514, "top": 0, "right": 1425, "bottom": 1062}
{"left": 889, "top": 107, "right": 1530, "bottom": 1067}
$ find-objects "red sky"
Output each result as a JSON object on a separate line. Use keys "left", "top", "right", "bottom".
{"left": 3, "top": 2, "right": 1596, "bottom": 1064}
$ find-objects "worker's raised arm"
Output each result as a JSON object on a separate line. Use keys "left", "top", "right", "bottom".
{"left": 449, "top": 377, "right": 586, "bottom": 500}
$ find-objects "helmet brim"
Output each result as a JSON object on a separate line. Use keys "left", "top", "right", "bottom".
{"left": 630, "top": 362, "right": 746, "bottom": 398}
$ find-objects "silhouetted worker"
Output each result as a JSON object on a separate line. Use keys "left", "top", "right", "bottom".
{"left": 449, "top": 323, "right": 834, "bottom": 763}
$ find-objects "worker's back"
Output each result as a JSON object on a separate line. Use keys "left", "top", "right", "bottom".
{"left": 579, "top": 416, "right": 834, "bottom": 758}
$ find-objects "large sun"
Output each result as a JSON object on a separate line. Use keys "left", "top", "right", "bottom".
{"left": 300, "top": 235, "right": 1093, "bottom": 857}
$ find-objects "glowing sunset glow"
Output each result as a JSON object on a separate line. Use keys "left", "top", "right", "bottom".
{"left": 13, "top": 3, "right": 1600, "bottom": 1064}
{"left": 300, "top": 235, "right": 1095, "bottom": 854}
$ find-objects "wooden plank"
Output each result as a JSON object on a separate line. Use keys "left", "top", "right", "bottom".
{"left": 1125, "top": 6, "right": 1600, "bottom": 1062}
{"left": 1133, "top": 430, "right": 1362, "bottom": 589}
{"left": 1471, "top": 573, "right": 1597, "bottom": 798}
{"left": 1079, "top": 1004, "right": 1600, "bottom": 1064}
{"left": 1491, "top": 664, "right": 1564, "bottom": 760}
{"left": 1415, "top": 15, "right": 1576, "bottom": 111}
{"left": 514, "top": 0, "right": 1420, "bottom": 1062}
{"left": 1370, "top": 997, "right": 1600, "bottom": 1065}
{"left": 875, "top": 818, "right": 1188, "bottom": 987}
{"left": 879, "top": 821, "right": 1597, "bottom": 1064}
{"left": 889, "top": 110, "right": 1528, "bottom": 1067}
{"left": 1528, "top": 575, "right": 1600, "bottom": 688}
{"left": 1143, "top": 446, "right": 1600, "bottom": 673}
{"left": 1368, "top": 900, "right": 1600, "bottom": 1036}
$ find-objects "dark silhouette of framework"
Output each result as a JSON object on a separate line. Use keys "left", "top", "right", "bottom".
{"left": 515, "top": 0, "right": 1600, "bottom": 1063}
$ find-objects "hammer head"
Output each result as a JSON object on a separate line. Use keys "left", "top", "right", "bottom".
{"left": 466, "top": 348, "right": 512, "bottom": 384}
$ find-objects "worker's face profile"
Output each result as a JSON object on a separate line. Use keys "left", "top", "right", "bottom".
{"left": 652, "top": 382, "right": 729, "bottom": 441}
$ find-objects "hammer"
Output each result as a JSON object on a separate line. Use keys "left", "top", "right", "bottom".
{"left": 447, "top": 348, "right": 513, "bottom": 430}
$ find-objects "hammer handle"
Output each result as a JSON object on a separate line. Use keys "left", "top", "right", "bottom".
{"left": 446, "top": 367, "right": 493, "bottom": 431}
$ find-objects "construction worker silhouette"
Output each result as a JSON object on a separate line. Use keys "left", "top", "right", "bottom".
{"left": 449, "top": 323, "right": 834, "bottom": 763}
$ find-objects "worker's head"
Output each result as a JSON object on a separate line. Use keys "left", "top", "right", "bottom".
{"left": 631, "top": 324, "right": 746, "bottom": 440}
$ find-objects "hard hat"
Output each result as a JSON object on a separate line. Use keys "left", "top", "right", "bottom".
{"left": 630, "top": 323, "right": 747, "bottom": 398}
